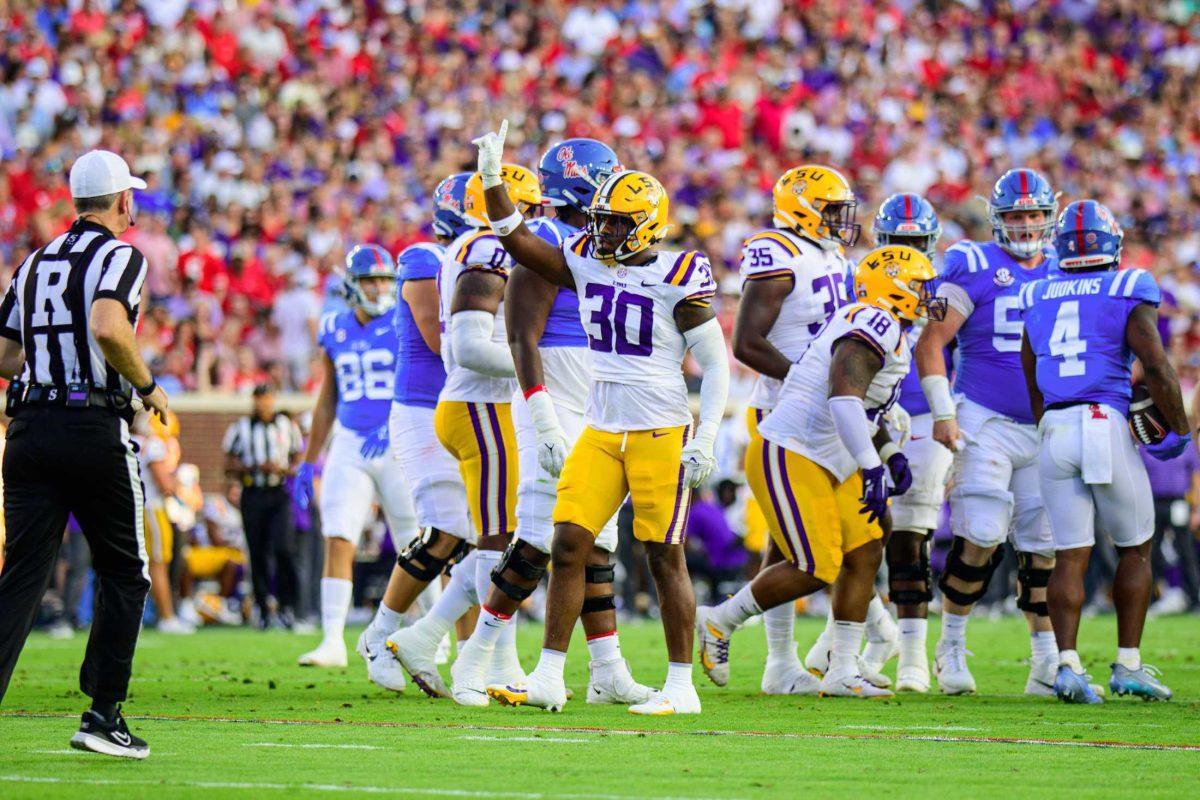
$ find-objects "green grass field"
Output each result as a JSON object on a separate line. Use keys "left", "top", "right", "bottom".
{"left": 2, "top": 615, "right": 1198, "bottom": 799}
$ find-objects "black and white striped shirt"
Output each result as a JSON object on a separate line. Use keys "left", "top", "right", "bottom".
{"left": 0, "top": 218, "right": 148, "bottom": 396}
{"left": 223, "top": 413, "right": 302, "bottom": 488}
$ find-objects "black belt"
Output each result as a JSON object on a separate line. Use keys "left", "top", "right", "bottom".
{"left": 21, "top": 384, "right": 131, "bottom": 412}
{"left": 1045, "top": 400, "right": 1090, "bottom": 412}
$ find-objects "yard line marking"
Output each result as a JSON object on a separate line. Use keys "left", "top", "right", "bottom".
{"left": 841, "top": 725, "right": 983, "bottom": 732}
{"left": 5, "top": 712, "right": 1199, "bottom": 753}
{"left": 459, "top": 735, "right": 591, "bottom": 743}
{"left": 248, "top": 743, "right": 388, "bottom": 750}
{"left": 0, "top": 775, "right": 738, "bottom": 800}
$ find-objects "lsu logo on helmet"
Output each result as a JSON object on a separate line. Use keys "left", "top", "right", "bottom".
{"left": 854, "top": 245, "right": 944, "bottom": 323}
{"left": 587, "top": 170, "right": 670, "bottom": 264}
{"left": 462, "top": 164, "right": 542, "bottom": 228}
{"left": 773, "top": 165, "right": 860, "bottom": 247}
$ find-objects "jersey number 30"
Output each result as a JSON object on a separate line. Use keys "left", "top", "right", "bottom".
{"left": 334, "top": 350, "right": 394, "bottom": 401}
{"left": 583, "top": 284, "right": 653, "bottom": 356}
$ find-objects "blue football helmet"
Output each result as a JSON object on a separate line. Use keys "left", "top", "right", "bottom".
{"left": 988, "top": 168, "right": 1058, "bottom": 259}
{"left": 432, "top": 172, "right": 472, "bottom": 240}
{"left": 343, "top": 244, "right": 398, "bottom": 316}
{"left": 1055, "top": 200, "right": 1123, "bottom": 271}
{"left": 872, "top": 193, "right": 941, "bottom": 257}
{"left": 538, "top": 138, "right": 622, "bottom": 212}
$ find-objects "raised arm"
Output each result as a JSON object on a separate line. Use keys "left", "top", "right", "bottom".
{"left": 732, "top": 276, "right": 793, "bottom": 379}
{"left": 1020, "top": 330, "right": 1044, "bottom": 424}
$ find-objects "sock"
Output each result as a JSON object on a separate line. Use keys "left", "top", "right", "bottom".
{"left": 427, "top": 553, "right": 478, "bottom": 632}
{"left": 473, "top": 605, "right": 512, "bottom": 648}
{"left": 498, "top": 610, "right": 518, "bottom": 650}
{"left": 587, "top": 630, "right": 621, "bottom": 663}
{"left": 830, "top": 620, "right": 865, "bottom": 673}
{"left": 664, "top": 661, "right": 693, "bottom": 691}
{"left": 1030, "top": 630, "right": 1057, "bottom": 661}
{"left": 865, "top": 595, "right": 893, "bottom": 641}
{"left": 474, "top": 550, "right": 503, "bottom": 610}
{"left": 941, "top": 611, "right": 969, "bottom": 646}
{"left": 708, "top": 584, "right": 762, "bottom": 633}
{"left": 369, "top": 600, "right": 404, "bottom": 636}
{"left": 90, "top": 700, "right": 118, "bottom": 721}
{"left": 320, "top": 577, "right": 353, "bottom": 644}
{"left": 1059, "top": 648, "right": 1084, "bottom": 674}
{"left": 531, "top": 648, "right": 567, "bottom": 683}
{"left": 823, "top": 606, "right": 835, "bottom": 637}
{"left": 762, "top": 603, "right": 797, "bottom": 664}
{"left": 1116, "top": 647, "right": 1141, "bottom": 670}
{"left": 898, "top": 618, "right": 928, "bottom": 668}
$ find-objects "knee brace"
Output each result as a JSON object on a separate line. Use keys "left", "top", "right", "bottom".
{"left": 937, "top": 536, "right": 1004, "bottom": 607}
{"left": 888, "top": 538, "right": 932, "bottom": 607}
{"left": 396, "top": 529, "right": 469, "bottom": 582}
{"left": 491, "top": 539, "right": 548, "bottom": 603}
{"left": 581, "top": 562, "right": 617, "bottom": 615}
{"left": 1016, "top": 552, "right": 1051, "bottom": 617}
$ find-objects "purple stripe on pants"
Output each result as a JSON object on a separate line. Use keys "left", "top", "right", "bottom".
{"left": 775, "top": 445, "right": 815, "bottom": 573}
{"left": 664, "top": 424, "right": 691, "bottom": 544}
{"left": 467, "top": 403, "right": 490, "bottom": 536}
{"left": 485, "top": 403, "right": 509, "bottom": 535}
{"left": 761, "top": 441, "right": 799, "bottom": 565}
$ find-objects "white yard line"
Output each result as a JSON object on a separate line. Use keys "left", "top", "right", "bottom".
{"left": 247, "top": 742, "right": 388, "bottom": 750}
{"left": 841, "top": 724, "right": 983, "bottom": 732}
{"left": 459, "top": 734, "right": 592, "bottom": 743}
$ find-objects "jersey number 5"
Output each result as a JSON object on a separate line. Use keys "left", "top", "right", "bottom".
{"left": 583, "top": 284, "right": 653, "bottom": 356}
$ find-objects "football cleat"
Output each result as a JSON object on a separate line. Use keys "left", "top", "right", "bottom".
{"left": 818, "top": 667, "right": 894, "bottom": 699}
{"left": 298, "top": 638, "right": 348, "bottom": 668}
{"left": 587, "top": 658, "right": 654, "bottom": 705}
{"left": 450, "top": 638, "right": 493, "bottom": 707}
{"left": 1109, "top": 663, "right": 1172, "bottom": 701}
{"left": 804, "top": 629, "right": 833, "bottom": 677}
{"left": 694, "top": 606, "right": 731, "bottom": 687}
{"left": 1025, "top": 654, "right": 1058, "bottom": 697}
{"left": 157, "top": 616, "right": 196, "bottom": 635}
{"left": 895, "top": 663, "right": 930, "bottom": 693}
{"left": 386, "top": 626, "right": 449, "bottom": 698}
{"left": 487, "top": 671, "right": 568, "bottom": 712}
{"left": 628, "top": 685, "right": 701, "bottom": 716}
{"left": 487, "top": 643, "right": 525, "bottom": 689}
{"left": 861, "top": 614, "right": 899, "bottom": 679}
{"left": 1054, "top": 666, "right": 1104, "bottom": 704}
{"left": 858, "top": 655, "right": 893, "bottom": 689}
{"left": 69, "top": 708, "right": 149, "bottom": 760}
{"left": 934, "top": 642, "right": 976, "bottom": 695}
{"left": 357, "top": 628, "right": 405, "bottom": 692}
{"left": 761, "top": 659, "right": 821, "bottom": 696}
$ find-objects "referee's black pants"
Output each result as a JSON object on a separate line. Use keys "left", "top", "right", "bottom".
{"left": 0, "top": 406, "right": 150, "bottom": 706}
{"left": 240, "top": 486, "right": 298, "bottom": 620}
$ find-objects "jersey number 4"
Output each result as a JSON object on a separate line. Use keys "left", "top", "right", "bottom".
{"left": 583, "top": 284, "right": 653, "bottom": 356}
{"left": 1048, "top": 300, "right": 1086, "bottom": 377}
{"left": 334, "top": 349, "right": 394, "bottom": 401}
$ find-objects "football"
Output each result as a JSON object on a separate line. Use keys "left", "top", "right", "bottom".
{"left": 1129, "top": 383, "right": 1169, "bottom": 445}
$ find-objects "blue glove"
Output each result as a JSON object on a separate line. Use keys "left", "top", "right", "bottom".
{"left": 886, "top": 451, "right": 912, "bottom": 496}
{"left": 296, "top": 462, "right": 316, "bottom": 510}
{"left": 360, "top": 424, "right": 390, "bottom": 460}
{"left": 1146, "top": 431, "right": 1192, "bottom": 462}
{"left": 860, "top": 464, "right": 890, "bottom": 524}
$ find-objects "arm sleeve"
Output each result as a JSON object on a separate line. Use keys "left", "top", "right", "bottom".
{"left": 683, "top": 317, "right": 730, "bottom": 430}
{"left": 94, "top": 245, "right": 148, "bottom": 314}
{"left": 828, "top": 395, "right": 883, "bottom": 470}
{"left": 451, "top": 310, "right": 516, "bottom": 378}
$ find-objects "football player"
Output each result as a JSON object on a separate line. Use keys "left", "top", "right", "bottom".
{"left": 731, "top": 165, "right": 867, "bottom": 695}
{"left": 1019, "top": 200, "right": 1189, "bottom": 703}
{"left": 475, "top": 121, "right": 729, "bottom": 715}
{"left": 137, "top": 410, "right": 192, "bottom": 634}
{"left": 384, "top": 164, "right": 543, "bottom": 695}
{"left": 295, "top": 245, "right": 420, "bottom": 669}
{"left": 915, "top": 168, "right": 1059, "bottom": 695}
{"left": 697, "top": 246, "right": 940, "bottom": 698}
{"left": 870, "top": 193, "right": 953, "bottom": 692}
{"left": 356, "top": 174, "right": 480, "bottom": 693}
{"left": 450, "top": 139, "right": 651, "bottom": 707}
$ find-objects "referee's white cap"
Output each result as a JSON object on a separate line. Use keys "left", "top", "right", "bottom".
{"left": 69, "top": 150, "right": 148, "bottom": 198}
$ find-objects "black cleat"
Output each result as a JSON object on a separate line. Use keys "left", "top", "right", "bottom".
{"left": 69, "top": 708, "right": 149, "bottom": 759}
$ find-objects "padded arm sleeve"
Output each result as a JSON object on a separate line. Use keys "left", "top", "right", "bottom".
{"left": 451, "top": 309, "right": 516, "bottom": 378}
{"left": 684, "top": 317, "right": 730, "bottom": 434}
{"left": 828, "top": 395, "right": 883, "bottom": 470}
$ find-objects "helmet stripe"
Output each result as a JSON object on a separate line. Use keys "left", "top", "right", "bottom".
{"left": 1075, "top": 201, "right": 1086, "bottom": 257}
{"left": 1018, "top": 169, "right": 1029, "bottom": 194}
{"left": 903, "top": 194, "right": 913, "bottom": 219}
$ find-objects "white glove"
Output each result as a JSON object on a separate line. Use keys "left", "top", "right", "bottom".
{"left": 885, "top": 403, "right": 912, "bottom": 448}
{"left": 526, "top": 389, "right": 570, "bottom": 477}
{"left": 681, "top": 421, "right": 719, "bottom": 489}
{"left": 471, "top": 119, "right": 508, "bottom": 189}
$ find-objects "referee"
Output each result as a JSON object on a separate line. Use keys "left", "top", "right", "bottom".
{"left": 0, "top": 150, "right": 168, "bottom": 759}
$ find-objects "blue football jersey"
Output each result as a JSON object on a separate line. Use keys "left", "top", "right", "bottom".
{"left": 526, "top": 217, "right": 589, "bottom": 348}
{"left": 940, "top": 239, "right": 1057, "bottom": 423}
{"left": 392, "top": 242, "right": 447, "bottom": 409}
{"left": 319, "top": 310, "right": 396, "bottom": 431}
{"left": 1019, "top": 268, "right": 1160, "bottom": 416}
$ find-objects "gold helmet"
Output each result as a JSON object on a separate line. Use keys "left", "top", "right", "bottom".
{"left": 853, "top": 245, "right": 945, "bottom": 323}
{"left": 587, "top": 170, "right": 670, "bottom": 264}
{"left": 772, "top": 165, "right": 860, "bottom": 246}
{"left": 148, "top": 408, "right": 180, "bottom": 440}
{"left": 462, "top": 164, "right": 543, "bottom": 228}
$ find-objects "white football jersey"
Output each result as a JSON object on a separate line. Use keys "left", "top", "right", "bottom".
{"left": 739, "top": 227, "right": 852, "bottom": 411}
{"left": 758, "top": 302, "right": 910, "bottom": 482}
{"left": 137, "top": 434, "right": 170, "bottom": 505}
{"left": 437, "top": 228, "right": 520, "bottom": 404}
{"left": 562, "top": 233, "right": 717, "bottom": 432}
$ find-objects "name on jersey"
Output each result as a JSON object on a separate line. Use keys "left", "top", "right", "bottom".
{"left": 1041, "top": 277, "right": 1103, "bottom": 299}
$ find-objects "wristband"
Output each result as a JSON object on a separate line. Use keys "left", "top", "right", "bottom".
{"left": 480, "top": 172, "right": 503, "bottom": 190}
{"left": 523, "top": 383, "right": 548, "bottom": 400}
{"left": 491, "top": 209, "right": 524, "bottom": 237}
{"left": 136, "top": 379, "right": 157, "bottom": 397}
{"left": 919, "top": 374, "right": 957, "bottom": 421}
{"left": 878, "top": 442, "right": 902, "bottom": 463}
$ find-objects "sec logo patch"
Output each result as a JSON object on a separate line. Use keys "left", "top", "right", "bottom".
{"left": 993, "top": 267, "right": 1014, "bottom": 287}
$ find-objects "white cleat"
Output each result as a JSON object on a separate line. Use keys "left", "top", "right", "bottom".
{"left": 804, "top": 629, "right": 833, "bottom": 677}
{"left": 819, "top": 666, "right": 895, "bottom": 698}
{"left": 1025, "top": 654, "right": 1058, "bottom": 697}
{"left": 934, "top": 642, "right": 976, "bottom": 695}
{"left": 695, "top": 605, "right": 731, "bottom": 687}
{"left": 587, "top": 658, "right": 654, "bottom": 705}
{"left": 487, "top": 670, "right": 568, "bottom": 712}
{"left": 761, "top": 659, "right": 821, "bottom": 696}
{"left": 629, "top": 685, "right": 701, "bottom": 715}
{"left": 386, "top": 626, "right": 449, "bottom": 698}
{"left": 896, "top": 663, "right": 930, "bottom": 693}
{"left": 435, "top": 634, "right": 451, "bottom": 665}
{"left": 862, "top": 616, "right": 900, "bottom": 678}
{"left": 157, "top": 616, "right": 196, "bottom": 635}
{"left": 298, "top": 638, "right": 348, "bottom": 668}
{"left": 357, "top": 627, "right": 406, "bottom": 692}
{"left": 450, "top": 638, "right": 493, "bottom": 707}
{"left": 487, "top": 644, "right": 524, "bottom": 689}
{"left": 858, "top": 655, "right": 893, "bottom": 689}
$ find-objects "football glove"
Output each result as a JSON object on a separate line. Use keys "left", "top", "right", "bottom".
{"left": 472, "top": 119, "right": 508, "bottom": 189}
{"left": 359, "top": 424, "right": 390, "bottom": 460}
{"left": 681, "top": 422, "right": 718, "bottom": 489}
{"left": 1145, "top": 431, "right": 1192, "bottom": 462}
{"left": 296, "top": 462, "right": 316, "bottom": 510}
{"left": 526, "top": 389, "right": 570, "bottom": 477}
{"left": 885, "top": 450, "right": 912, "bottom": 496}
{"left": 859, "top": 464, "right": 890, "bottom": 524}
